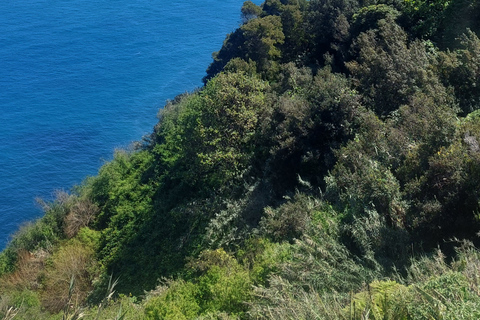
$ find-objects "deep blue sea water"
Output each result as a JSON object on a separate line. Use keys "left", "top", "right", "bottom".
{"left": 0, "top": 0, "right": 259, "bottom": 249}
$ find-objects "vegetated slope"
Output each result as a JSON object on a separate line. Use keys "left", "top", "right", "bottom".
{"left": 1, "top": 0, "right": 480, "bottom": 319}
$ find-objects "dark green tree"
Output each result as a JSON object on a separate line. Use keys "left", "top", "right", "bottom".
{"left": 347, "top": 18, "right": 438, "bottom": 116}
{"left": 436, "top": 30, "right": 480, "bottom": 115}
{"left": 241, "top": 0, "right": 263, "bottom": 23}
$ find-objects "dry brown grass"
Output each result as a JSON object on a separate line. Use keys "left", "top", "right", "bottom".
{"left": 0, "top": 249, "right": 47, "bottom": 291}
{"left": 64, "top": 198, "right": 99, "bottom": 239}
{"left": 41, "top": 241, "right": 97, "bottom": 313}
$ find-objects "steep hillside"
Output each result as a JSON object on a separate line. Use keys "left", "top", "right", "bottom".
{"left": 1, "top": 0, "right": 480, "bottom": 319}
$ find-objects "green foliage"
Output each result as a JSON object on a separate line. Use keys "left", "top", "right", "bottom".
{"left": 205, "top": 29, "right": 247, "bottom": 81}
{"left": 264, "top": 67, "right": 363, "bottom": 194}
{"left": 75, "top": 227, "right": 100, "bottom": 251}
{"left": 407, "top": 272, "right": 480, "bottom": 319}
{"left": 90, "top": 150, "right": 157, "bottom": 292}
{"left": 155, "top": 71, "right": 270, "bottom": 194}
{"left": 84, "top": 294, "right": 142, "bottom": 320}
{"left": 349, "top": 280, "right": 409, "bottom": 319}
{"left": 223, "top": 58, "right": 257, "bottom": 77}
{"left": 9, "top": 289, "right": 41, "bottom": 309}
{"left": 238, "top": 238, "right": 292, "bottom": 286}
{"left": 249, "top": 275, "right": 349, "bottom": 320}
{"left": 326, "top": 111, "right": 407, "bottom": 226}
{"left": 351, "top": 4, "right": 401, "bottom": 38}
{"left": 264, "top": 0, "right": 310, "bottom": 63}
{"left": 402, "top": 0, "right": 450, "bottom": 39}
{"left": 438, "top": 0, "right": 480, "bottom": 48}
{"left": 5, "top": 1, "right": 480, "bottom": 319}
{"left": 0, "top": 191, "right": 75, "bottom": 276}
{"left": 14, "top": 192, "right": 70, "bottom": 251}
{"left": 401, "top": 113, "right": 480, "bottom": 247}
{"left": 0, "top": 290, "right": 53, "bottom": 320}
{"left": 437, "top": 30, "right": 480, "bottom": 115}
{"left": 0, "top": 248, "right": 17, "bottom": 276}
{"left": 145, "top": 249, "right": 251, "bottom": 319}
{"left": 307, "top": 0, "right": 360, "bottom": 69}
{"left": 402, "top": 0, "right": 480, "bottom": 49}
{"left": 260, "top": 194, "right": 314, "bottom": 242}
{"left": 41, "top": 238, "right": 99, "bottom": 313}
{"left": 188, "top": 249, "right": 252, "bottom": 315}
{"left": 91, "top": 149, "right": 155, "bottom": 230}
{"left": 241, "top": 1, "right": 263, "bottom": 23}
{"left": 91, "top": 109, "right": 269, "bottom": 298}
{"left": 327, "top": 155, "right": 405, "bottom": 227}
{"left": 347, "top": 19, "right": 436, "bottom": 116}
{"left": 144, "top": 280, "right": 201, "bottom": 320}
{"left": 344, "top": 209, "right": 410, "bottom": 269}
{"left": 393, "top": 91, "right": 457, "bottom": 179}
{"left": 258, "top": 194, "right": 382, "bottom": 295}
{"left": 240, "top": 15, "right": 285, "bottom": 72}
{"left": 250, "top": 246, "right": 480, "bottom": 320}
{"left": 205, "top": 14, "right": 285, "bottom": 80}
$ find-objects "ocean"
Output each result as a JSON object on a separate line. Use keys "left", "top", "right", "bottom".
{"left": 0, "top": 0, "right": 258, "bottom": 249}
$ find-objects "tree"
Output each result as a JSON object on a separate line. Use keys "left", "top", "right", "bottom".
{"left": 306, "top": 0, "right": 360, "bottom": 69}
{"left": 347, "top": 18, "right": 436, "bottom": 116}
{"left": 437, "top": 30, "right": 480, "bottom": 115}
{"left": 155, "top": 71, "right": 271, "bottom": 192}
{"left": 241, "top": 0, "right": 263, "bottom": 23}
{"left": 240, "top": 15, "right": 285, "bottom": 71}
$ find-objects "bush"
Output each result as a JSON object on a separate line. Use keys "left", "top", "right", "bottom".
{"left": 144, "top": 280, "right": 201, "bottom": 320}
{"left": 326, "top": 143, "right": 406, "bottom": 229}
{"left": 0, "top": 249, "right": 45, "bottom": 293}
{"left": 64, "top": 198, "right": 99, "bottom": 239}
{"left": 403, "top": 113, "right": 480, "bottom": 247}
{"left": 41, "top": 239, "right": 99, "bottom": 313}
{"left": 262, "top": 196, "right": 382, "bottom": 294}
{"left": 188, "top": 249, "right": 252, "bottom": 315}
{"left": 249, "top": 276, "right": 347, "bottom": 320}
{"left": 348, "top": 280, "right": 409, "bottom": 319}
{"left": 238, "top": 238, "right": 292, "bottom": 286}
{"left": 0, "top": 191, "right": 75, "bottom": 277}
{"left": 0, "top": 289, "right": 50, "bottom": 320}
{"left": 145, "top": 249, "right": 252, "bottom": 319}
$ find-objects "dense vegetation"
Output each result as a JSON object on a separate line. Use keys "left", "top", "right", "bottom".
{"left": 1, "top": 0, "right": 480, "bottom": 318}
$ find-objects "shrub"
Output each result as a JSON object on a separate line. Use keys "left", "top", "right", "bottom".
{"left": 144, "top": 280, "right": 201, "bottom": 320}
{"left": 1, "top": 249, "right": 45, "bottom": 292}
{"left": 145, "top": 249, "right": 252, "bottom": 319}
{"left": 238, "top": 238, "right": 292, "bottom": 286}
{"left": 268, "top": 200, "right": 382, "bottom": 295}
{"left": 264, "top": 67, "right": 362, "bottom": 195}
{"left": 64, "top": 198, "right": 99, "bottom": 239}
{"left": 188, "top": 249, "right": 252, "bottom": 315}
{"left": 260, "top": 193, "right": 320, "bottom": 242}
{"left": 8, "top": 289, "right": 41, "bottom": 309}
{"left": 41, "top": 239, "right": 99, "bottom": 313}
{"left": 348, "top": 280, "right": 409, "bottom": 319}
{"left": 403, "top": 113, "right": 480, "bottom": 247}
{"left": 0, "top": 191, "right": 75, "bottom": 277}
{"left": 83, "top": 294, "right": 143, "bottom": 320}
{"left": 326, "top": 149, "right": 406, "bottom": 228}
